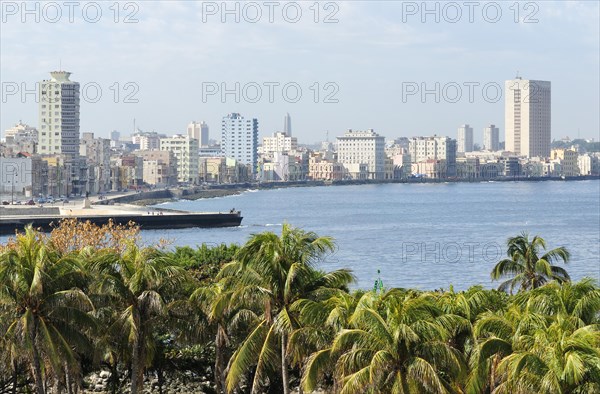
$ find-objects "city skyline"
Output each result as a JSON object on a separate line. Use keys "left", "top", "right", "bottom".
{"left": 1, "top": 2, "right": 598, "bottom": 142}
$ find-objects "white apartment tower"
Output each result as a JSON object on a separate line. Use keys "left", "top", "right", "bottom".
{"left": 221, "top": 113, "right": 259, "bottom": 173}
{"left": 505, "top": 77, "right": 551, "bottom": 157}
{"left": 188, "top": 121, "right": 209, "bottom": 147}
{"left": 483, "top": 125, "right": 500, "bottom": 151}
{"left": 457, "top": 124, "right": 474, "bottom": 153}
{"left": 160, "top": 134, "right": 199, "bottom": 184}
{"left": 337, "top": 129, "right": 385, "bottom": 180}
{"left": 38, "top": 71, "right": 80, "bottom": 158}
{"left": 284, "top": 113, "right": 292, "bottom": 136}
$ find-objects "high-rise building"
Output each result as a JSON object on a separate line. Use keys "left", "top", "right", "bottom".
{"left": 110, "top": 130, "right": 120, "bottom": 142}
{"left": 38, "top": 71, "right": 80, "bottom": 158}
{"left": 505, "top": 77, "right": 551, "bottom": 157}
{"left": 483, "top": 125, "right": 500, "bottom": 151}
{"left": 221, "top": 113, "right": 259, "bottom": 174}
{"left": 457, "top": 124, "right": 474, "bottom": 153}
{"left": 188, "top": 121, "right": 209, "bottom": 147}
{"left": 337, "top": 129, "right": 385, "bottom": 180}
{"left": 284, "top": 113, "right": 292, "bottom": 136}
{"left": 160, "top": 134, "right": 199, "bottom": 184}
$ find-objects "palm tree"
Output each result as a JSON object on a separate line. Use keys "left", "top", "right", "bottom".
{"left": 305, "top": 289, "right": 465, "bottom": 394}
{"left": 189, "top": 279, "right": 258, "bottom": 394}
{"left": 468, "top": 280, "right": 600, "bottom": 393}
{"left": 514, "top": 278, "right": 600, "bottom": 326}
{"left": 87, "top": 242, "right": 187, "bottom": 394}
{"left": 224, "top": 224, "right": 354, "bottom": 394}
{"left": 494, "top": 311, "right": 600, "bottom": 393}
{"left": 491, "top": 233, "right": 570, "bottom": 293}
{"left": 0, "top": 227, "right": 95, "bottom": 394}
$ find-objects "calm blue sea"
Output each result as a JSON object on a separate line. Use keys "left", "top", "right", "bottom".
{"left": 141, "top": 180, "right": 600, "bottom": 290}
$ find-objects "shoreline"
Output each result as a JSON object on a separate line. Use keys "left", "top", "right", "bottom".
{"left": 98, "top": 175, "right": 600, "bottom": 207}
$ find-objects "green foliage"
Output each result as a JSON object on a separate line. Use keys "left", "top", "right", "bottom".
{"left": 1, "top": 226, "right": 598, "bottom": 394}
{"left": 552, "top": 138, "right": 600, "bottom": 152}
{"left": 171, "top": 243, "right": 239, "bottom": 284}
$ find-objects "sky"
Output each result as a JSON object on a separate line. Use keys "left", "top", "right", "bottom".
{"left": 1, "top": 1, "right": 599, "bottom": 145}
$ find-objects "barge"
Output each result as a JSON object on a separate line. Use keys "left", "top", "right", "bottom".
{"left": 0, "top": 207, "right": 243, "bottom": 235}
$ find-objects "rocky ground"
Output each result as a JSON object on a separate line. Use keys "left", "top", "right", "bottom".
{"left": 81, "top": 370, "right": 214, "bottom": 393}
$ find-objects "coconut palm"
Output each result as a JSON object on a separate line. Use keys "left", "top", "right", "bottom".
{"left": 467, "top": 308, "right": 520, "bottom": 394}
{"left": 87, "top": 242, "right": 187, "bottom": 394}
{"left": 0, "top": 227, "right": 95, "bottom": 394}
{"left": 469, "top": 280, "right": 600, "bottom": 394}
{"left": 189, "top": 279, "right": 259, "bottom": 394}
{"left": 298, "top": 290, "right": 366, "bottom": 393}
{"left": 491, "top": 233, "right": 571, "bottom": 293}
{"left": 306, "top": 289, "right": 465, "bottom": 394}
{"left": 514, "top": 278, "right": 600, "bottom": 326}
{"left": 223, "top": 224, "right": 354, "bottom": 394}
{"left": 494, "top": 314, "right": 600, "bottom": 393}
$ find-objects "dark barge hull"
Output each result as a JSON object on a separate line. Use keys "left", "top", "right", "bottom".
{"left": 0, "top": 213, "right": 243, "bottom": 235}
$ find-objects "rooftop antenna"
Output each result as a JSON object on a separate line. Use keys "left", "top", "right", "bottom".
{"left": 59, "top": 59, "right": 62, "bottom": 71}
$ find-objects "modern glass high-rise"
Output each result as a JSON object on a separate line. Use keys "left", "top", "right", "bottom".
{"left": 221, "top": 113, "right": 258, "bottom": 174}
{"left": 38, "top": 71, "right": 80, "bottom": 159}
{"left": 483, "top": 125, "right": 500, "bottom": 151}
{"left": 457, "top": 124, "right": 474, "bottom": 153}
{"left": 505, "top": 77, "right": 551, "bottom": 158}
{"left": 284, "top": 113, "right": 292, "bottom": 136}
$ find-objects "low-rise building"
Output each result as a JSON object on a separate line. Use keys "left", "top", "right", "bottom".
{"left": 551, "top": 148, "right": 579, "bottom": 176}
{"left": 308, "top": 153, "right": 345, "bottom": 181}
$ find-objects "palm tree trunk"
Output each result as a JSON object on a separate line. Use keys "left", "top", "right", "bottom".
{"left": 281, "top": 333, "right": 290, "bottom": 394}
{"left": 29, "top": 320, "right": 45, "bottom": 394}
{"left": 490, "top": 354, "right": 499, "bottom": 392}
{"left": 11, "top": 360, "right": 18, "bottom": 394}
{"left": 131, "top": 329, "right": 145, "bottom": 394}
{"left": 400, "top": 371, "right": 410, "bottom": 394}
{"left": 65, "top": 363, "right": 73, "bottom": 394}
{"left": 215, "top": 328, "right": 224, "bottom": 394}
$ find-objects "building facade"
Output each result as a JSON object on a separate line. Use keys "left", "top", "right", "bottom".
{"left": 457, "top": 124, "right": 474, "bottom": 153}
{"left": 283, "top": 113, "right": 292, "bottom": 136}
{"left": 505, "top": 77, "right": 551, "bottom": 158}
{"left": 337, "top": 129, "right": 385, "bottom": 180}
{"left": 188, "top": 121, "right": 209, "bottom": 147}
{"left": 160, "top": 135, "right": 199, "bottom": 184}
{"left": 408, "top": 136, "right": 457, "bottom": 177}
{"left": 38, "top": 71, "right": 80, "bottom": 158}
{"left": 483, "top": 124, "right": 500, "bottom": 151}
{"left": 221, "top": 113, "right": 258, "bottom": 175}
{"left": 262, "top": 132, "right": 298, "bottom": 154}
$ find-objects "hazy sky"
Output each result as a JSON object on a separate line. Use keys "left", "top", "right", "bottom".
{"left": 1, "top": 1, "right": 598, "bottom": 144}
